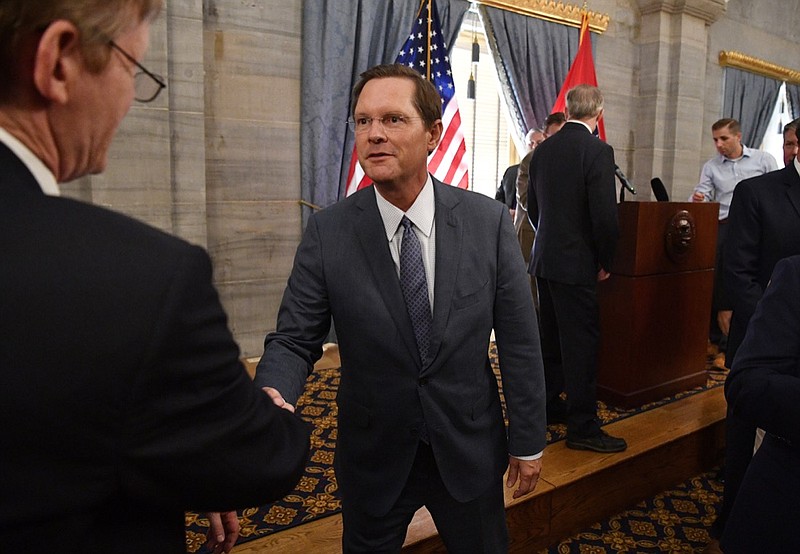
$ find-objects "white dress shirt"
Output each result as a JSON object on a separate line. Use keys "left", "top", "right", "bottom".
{"left": 0, "top": 126, "right": 59, "bottom": 196}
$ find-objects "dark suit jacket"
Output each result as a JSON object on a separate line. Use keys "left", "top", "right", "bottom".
{"left": 0, "top": 143, "right": 310, "bottom": 553}
{"left": 495, "top": 164, "right": 519, "bottom": 209}
{"left": 724, "top": 164, "right": 800, "bottom": 363}
{"left": 256, "top": 179, "right": 546, "bottom": 517}
{"left": 722, "top": 255, "right": 800, "bottom": 551}
{"left": 526, "top": 122, "right": 618, "bottom": 285}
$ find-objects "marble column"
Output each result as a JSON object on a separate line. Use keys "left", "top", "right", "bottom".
{"left": 634, "top": 0, "right": 726, "bottom": 200}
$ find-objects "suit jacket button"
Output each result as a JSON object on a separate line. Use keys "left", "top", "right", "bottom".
{"left": 419, "top": 377, "right": 428, "bottom": 386}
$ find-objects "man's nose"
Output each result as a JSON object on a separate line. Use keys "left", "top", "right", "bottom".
{"left": 367, "top": 122, "right": 387, "bottom": 141}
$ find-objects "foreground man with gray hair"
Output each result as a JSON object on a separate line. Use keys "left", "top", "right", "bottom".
{"left": 0, "top": 1, "right": 310, "bottom": 552}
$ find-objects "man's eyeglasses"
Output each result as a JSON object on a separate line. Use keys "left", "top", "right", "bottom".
{"left": 347, "top": 114, "right": 422, "bottom": 134}
{"left": 108, "top": 40, "right": 166, "bottom": 103}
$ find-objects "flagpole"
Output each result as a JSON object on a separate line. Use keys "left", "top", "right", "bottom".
{"left": 425, "top": 0, "right": 432, "bottom": 80}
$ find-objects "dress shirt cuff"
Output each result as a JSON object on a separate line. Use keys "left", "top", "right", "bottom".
{"left": 511, "top": 450, "right": 543, "bottom": 461}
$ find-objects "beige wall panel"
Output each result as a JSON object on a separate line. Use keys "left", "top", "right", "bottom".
{"left": 206, "top": 200, "right": 302, "bottom": 285}
{"left": 215, "top": 278, "right": 297, "bottom": 358}
{"left": 204, "top": 119, "right": 300, "bottom": 202}
{"left": 91, "top": 108, "right": 172, "bottom": 227}
{"left": 204, "top": 1, "right": 301, "bottom": 35}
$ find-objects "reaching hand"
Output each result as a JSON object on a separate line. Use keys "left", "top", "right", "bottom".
{"left": 205, "top": 511, "right": 239, "bottom": 554}
{"left": 262, "top": 386, "right": 296, "bottom": 413}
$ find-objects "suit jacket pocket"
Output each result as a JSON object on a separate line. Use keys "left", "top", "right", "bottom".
{"left": 453, "top": 278, "right": 489, "bottom": 310}
{"left": 339, "top": 394, "right": 371, "bottom": 429}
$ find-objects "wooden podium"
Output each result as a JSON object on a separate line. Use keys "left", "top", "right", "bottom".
{"left": 596, "top": 201, "right": 719, "bottom": 407}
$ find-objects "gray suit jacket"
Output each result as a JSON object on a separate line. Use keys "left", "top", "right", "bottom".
{"left": 256, "top": 178, "right": 546, "bottom": 516}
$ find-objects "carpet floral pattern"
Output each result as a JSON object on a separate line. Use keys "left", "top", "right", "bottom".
{"left": 185, "top": 345, "right": 726, "bottom": 551}
{"left": 543, "top": 468, "right": 723, "bottom": 553}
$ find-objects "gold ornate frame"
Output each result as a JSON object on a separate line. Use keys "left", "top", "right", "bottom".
{"left": 719, "top": 51, "right": 800, "bottom": 85}
{"left": 477, "top": 0, "right": 609, "bottom": 33}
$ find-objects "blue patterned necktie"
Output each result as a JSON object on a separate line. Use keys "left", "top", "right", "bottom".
{"left": 399, "top": 216, "right": 432, "bottom": 363}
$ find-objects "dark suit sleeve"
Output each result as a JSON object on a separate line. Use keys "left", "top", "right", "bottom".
{"left": 125, "top": 245, "right": 311, "bottom": 511}
{"left": 586, "top": 144, "right": 619, "bottom": 271}
{"left": 255, "top": 214, "right": 332, "bottom": 404}
{"left": 499, "top": 165, "right": 517, "bottom": 209}
{"left": 526, "top": 156, "right": 539, "bottom": 231}
{"left": 726, "top": 256, "right": 800, "bottom": 445}
{"left": 491, "top": 206, "right": 547, "bottom": 455}
{"left": 725, "top": 181, "right": 764, "bottom": 316}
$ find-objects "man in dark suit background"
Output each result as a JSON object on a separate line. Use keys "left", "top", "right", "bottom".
{"left": 721, "top": 254, "right": 800, "bottom": 552}
{"left": 708, "top": 117, "right": 800, "bottom": 547}
{"left": 515, "top": 113, "right": 565, "bottom": 307}
{"left": 527, "top": 84, "right": 625, "bottom": 453}
{"left": 256, "top": 63, "right": 546, "bottom": 552}
{"left": 0, "top": 2, "right": 311, "bottom": 552}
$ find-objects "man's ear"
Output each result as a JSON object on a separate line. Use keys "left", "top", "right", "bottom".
{"left": 427, "top": 119, "right": 444, "bottom": 154}
{"left": 32, "top": 21, "right": 83, "bottom": 105}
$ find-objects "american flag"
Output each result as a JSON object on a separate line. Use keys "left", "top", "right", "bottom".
{"left": 345, "top": 0, "right": 469, "bottom": 196}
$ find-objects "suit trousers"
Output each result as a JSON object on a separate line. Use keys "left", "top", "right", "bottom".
{"left": 710, "top": 221, "right": 730, "bottom": 345}
{"left": 721, "top": 435, "right": 800, "bottom": 552}
{"left": 340, "top": 442, "right": 508, "bottom": 553}
{"left": 537, "top": 277, "right": 601, "bottom": 438}
{"left": 712, "top": 410, "right": 757, "bottom": 539}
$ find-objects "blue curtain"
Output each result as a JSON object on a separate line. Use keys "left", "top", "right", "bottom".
{"left": 300, "top": 0, "right": 470, "bottom": 223}
{"left": 480, "top": 5, "right": 580, "bottom": 141}
{"left": 786, "top": 83, "right": 800, "bottom": 119}
{"left": 722, "top": 67, "right": 782, "bottom": 148}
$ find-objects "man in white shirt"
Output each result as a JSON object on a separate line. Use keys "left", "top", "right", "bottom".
{"left": 690, "top": 118, "right": 778, "bottom": 352}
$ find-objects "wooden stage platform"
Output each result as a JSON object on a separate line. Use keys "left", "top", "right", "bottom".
{"left": 234, "top": 350, "right": 725, "bottom": 553}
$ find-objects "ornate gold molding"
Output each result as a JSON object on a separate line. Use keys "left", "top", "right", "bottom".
{"left": 477, "top": 0, "right": 609, "bottom": 34}
{"left": 719, "top": 51, "right": 800, "bottom": 85}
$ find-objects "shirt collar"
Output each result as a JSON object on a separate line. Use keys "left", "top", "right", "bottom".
{"left": 567, "top": 119, "right": 594, "bottom": 134}
{"left": 722, "top": 144, "right": 753, "bottom": 163}
{"left": 0, "top": 126, "right": 60, "bottom": 196}
{"left": 375, "top": 174, "right": 435, "bottom": 240}
{"left": 794, "top": 155, "right": 800, "bottom": 177}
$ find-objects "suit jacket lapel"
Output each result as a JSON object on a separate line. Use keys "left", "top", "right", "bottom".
{"left": 427, "top": 180, "right": 462, "bottom": 372}
{"left": 352, "top": 187, "right": 423, "bottom": 367}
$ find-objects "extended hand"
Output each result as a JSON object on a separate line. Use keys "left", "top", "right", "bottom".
{"left": 717, "top": 310, "right": 732, "bottom": 336}
{"left": 506, "top": 456, "right": 542, "bottom": 499}
{"left": 206, "top": 511, "right": 239, "bottom": 554}
{"left": 262, "top": 387, "right": 296, "bottom": 413}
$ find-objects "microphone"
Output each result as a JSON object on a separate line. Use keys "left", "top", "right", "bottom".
{"left": 650, "top": 177, "right": 670, "bottom": 202}
{"left": 614, "top": 165, "right": 636, "bottom": 194}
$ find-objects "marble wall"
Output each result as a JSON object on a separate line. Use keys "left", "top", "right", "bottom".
{"left": 61, "top": 0, "right": 798, "bottom": 357}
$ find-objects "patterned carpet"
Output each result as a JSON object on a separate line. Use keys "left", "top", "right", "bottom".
{"left": 185, "top": 345, "right": 726, "bottom": 552}
{"left": 542, "top": 468, "right": 723, "bottom": 553}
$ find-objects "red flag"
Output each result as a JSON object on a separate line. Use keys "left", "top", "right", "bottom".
{"left": 551, "top": 12, "right": 605, "bottom": 141}
{"left": 345, "top": 0, "right": 469, "bottom": 196}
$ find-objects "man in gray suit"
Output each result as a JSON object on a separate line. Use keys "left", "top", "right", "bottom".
{"left": 256, "top": 64, "right": 546, "bottom": 553}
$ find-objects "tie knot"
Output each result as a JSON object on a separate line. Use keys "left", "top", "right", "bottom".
{"left": 401, "top": 216, "right": 413, "bottom": 232}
